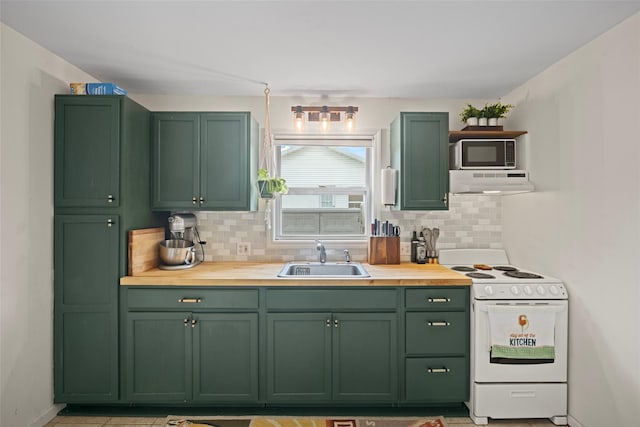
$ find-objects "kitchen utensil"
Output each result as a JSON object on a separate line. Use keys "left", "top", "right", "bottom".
{"left": 432, "top": 227, "right": 440, "bottom": 250}
{"left": 159, "top": 239, "right": 196, "bottom": 265}
{"left": 422, "top": 228, "right": 432, "bottom": 252}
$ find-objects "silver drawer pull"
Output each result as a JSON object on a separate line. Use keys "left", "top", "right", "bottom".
{"left": 427, "top": 367, "right": 450, "bottom": 374}
{"left": 427, "top": 297, "right": 451, "bottom": 303}
{"left": 427, "top": 321, "right": 450, "bottom": 327}
{"left": 178, "top": 298, "right": 202, "bottom": 303}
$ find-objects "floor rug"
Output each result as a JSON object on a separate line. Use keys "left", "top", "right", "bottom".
{"left": 166, "top": 415, "right": 447, "bottom": 427}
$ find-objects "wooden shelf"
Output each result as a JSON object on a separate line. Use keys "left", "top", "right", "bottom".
{"left": 449, "top": 130, "right": 527, "bottom": 143}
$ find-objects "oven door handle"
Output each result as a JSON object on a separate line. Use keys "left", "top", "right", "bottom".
{"left": 479, "top": 303, "right": 566, "bottom": 312}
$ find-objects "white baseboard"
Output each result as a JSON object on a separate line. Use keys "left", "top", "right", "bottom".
{"left": 30, "top": 404, "right": 65, "bottom": 427}
{"left": 568, "top": 415, "right": 584, "bottom": 427}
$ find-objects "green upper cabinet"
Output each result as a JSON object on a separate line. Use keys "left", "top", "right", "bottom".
{"left": 390, "top": 112, "right": 449, "bottom": 210}
{"left": 55, "top": 97, "right": 120, "bottom": 207}
{"left": 152, "top": 112, "right": 258, "bottom": 211}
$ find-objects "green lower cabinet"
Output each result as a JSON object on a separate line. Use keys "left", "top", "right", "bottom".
{"left": 193, "top": 313, "right": 259, "bottom": 402}
{"left": 267, "top": 312, "right": 397, "bottom": 403}
{"left": 125, "top": 311, "right": 258, "bottom": 403}
{"left": 405, "top": 357, "right": 468, "bottom": 402}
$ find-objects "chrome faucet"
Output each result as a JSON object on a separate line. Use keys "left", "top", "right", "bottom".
{"left": 315, "top": 240, "right": 326, "bottom": 263}
{"left": 344, "top": 249, "right": 351, "bottom": 263}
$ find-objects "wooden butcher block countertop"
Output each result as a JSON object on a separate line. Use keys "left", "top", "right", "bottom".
{"left": 120, "top": 262, "right": 471, "bottom": 286}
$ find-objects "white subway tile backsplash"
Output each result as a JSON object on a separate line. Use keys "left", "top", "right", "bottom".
{"left": 194, "top": 194, "right": 502, "bottom": 261}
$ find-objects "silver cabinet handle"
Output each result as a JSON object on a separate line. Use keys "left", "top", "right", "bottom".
{"left": 442, "top": 193, "right": 448, "bottom": 205}
{"left": 107, "top": 219, "right": 114, "bottom": 228}
{"left": 427, "top": 367, "right": 450, "bottom": 374}
{"left": 178, "top": 298, "right": 202, "bottom": 303}
{"left": 326, "top": 319, "right": 331, "bottom": 327}
{"left": 192, "top": 197, "right": 197, "bottom": 205}
{"left": 427, "top": 321, "right": 451, "bottom": 327}
{"left": 107, "top": 194, "right": 114, "bottom": 203}
{"left": 427, "top": 297, "right": 451, "bottom": 303}
{"left": 183, "top": 318, "right": 189, "bottom": 326}
{"left": 199, "top": 196, "right": 205, "bottom": 205}
{"left": 334, "top": 319, "right": 339, "bottom": 328}
{"left": 191, "top": 319, "right": 197, "bottom": 328}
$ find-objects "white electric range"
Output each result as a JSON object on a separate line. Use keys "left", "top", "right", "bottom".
{"left": 440, "top": 249, "right": 568, "bottom": 426}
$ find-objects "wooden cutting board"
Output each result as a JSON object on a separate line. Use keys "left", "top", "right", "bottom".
{"left": 128, "top": 227, "right": 165, "bottom": 275}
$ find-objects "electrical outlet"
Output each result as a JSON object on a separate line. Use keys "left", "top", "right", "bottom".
{"left": 400, "top": 242, "right": 411, "bottom": 256}
{"left": 236, "top": 242, "right": 251, "bottom": 256}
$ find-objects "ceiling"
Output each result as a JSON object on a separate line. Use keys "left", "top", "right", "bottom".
{"left": 2, "top": 0, "right": 640, "bottom": 99}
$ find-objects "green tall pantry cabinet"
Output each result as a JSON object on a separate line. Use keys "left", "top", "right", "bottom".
{"left": 390, "top": 112, "right": 449, "bottom": 210}
{"left": 54, "top": 95, "right": 163, "bottom": 403}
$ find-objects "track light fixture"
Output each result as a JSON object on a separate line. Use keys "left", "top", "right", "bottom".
{"left": 290, "top": 105, "right": 358, "bottom": 132}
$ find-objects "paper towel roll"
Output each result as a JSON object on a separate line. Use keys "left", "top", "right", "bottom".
{"left": 381, "top": 167, "right": 398, "bottom": 206}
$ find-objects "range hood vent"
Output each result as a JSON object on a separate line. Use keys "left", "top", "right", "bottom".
{"left": 449, "top": 170, "right": 534, "bottom": 194}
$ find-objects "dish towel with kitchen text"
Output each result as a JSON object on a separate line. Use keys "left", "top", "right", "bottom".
{"left": 487, "top": 304, "right": 556, "bottom": 360}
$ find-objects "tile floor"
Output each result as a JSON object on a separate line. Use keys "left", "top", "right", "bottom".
{"left": 44, "top": 415, "right": 564, "bottom": 427}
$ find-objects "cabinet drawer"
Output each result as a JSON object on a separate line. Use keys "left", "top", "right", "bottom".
{"left": 405, "top": 312, "right": 467, "bottom": 355}
{"left": 126, "top": 288, "right": 259, "bottom": 310}
{"left": 405, "top": 288, "right": 468, "bottom": 310}
{"left": 405, "top": 357, "right": 468, "bottom": 402}
{"left": 266, "top": 289, "right": 397, "bottom": 310}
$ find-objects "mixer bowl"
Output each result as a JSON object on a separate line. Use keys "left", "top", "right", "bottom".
{"left": 159, "top": 239, "right": 196, "bottom": 265}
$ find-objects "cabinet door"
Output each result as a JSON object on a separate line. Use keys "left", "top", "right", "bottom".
{"left": 54, "top": 215, "right": 119, "bottom": 402}
{"left": 193, "top": 313, "right": 259, "bottom": 402}
{"left": 391, "top": 112, "right": 449, "bottom": 210}
{"left": 54, "top": 96, "right": 120, "bottom": 207}
{"left": 267, "top": 313, "right": 332, "bottom": 402}
{"left": 200, "top": 113, "right": 251, "bottom": 210}
{"left": 125, "top": 312, "right": 192, "bottom": 402}
{"left": 333, "top": 313, "right": 398, "bottom": 401}
{"left": 152, "top": 113, "right": 200, "bottom": 209}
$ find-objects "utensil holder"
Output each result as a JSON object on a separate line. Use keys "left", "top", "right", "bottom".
{"left": 368, "top": 236, "right": 400, "bottom": 265}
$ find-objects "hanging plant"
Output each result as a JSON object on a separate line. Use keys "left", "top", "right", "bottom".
{"left": 257, "top": 85, "right": 287, "bottom": 200}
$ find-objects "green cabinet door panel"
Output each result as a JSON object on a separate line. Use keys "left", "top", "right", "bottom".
{"left": 333, "top": 313, "right": 398, "bottom": 401}
{"left": 267, "top": 313, "right": 332, "bottom": 401}
{"left": 151, "top": 113, "right": 200, "bottom": 209}
{"left": 405, "top": 357, "right": 468, "bottom": 402}
{"left": 200, "top": 113, "right": 250, "bottom": 209}
{"left": 54, "top": 215, "right": 119, "bottom": 306}
{"left": 53, "top": 215, "right": 119, "bottom": 402}
{"left": 54, "top": 97, "right": 120, "bottom": 207}
{"left": 405, "top": 312, "right": 468, "bottom": 355}
{"left": 193, "top": 313, "right": 259, "bottom": 402}
{"left": 125, "top": 312, "right": 192, "bottom": 402}
{"left": 390, "top": 112, "right": 449, "bottom": 210}
{"left": 56, "top": 311, "right": 117, "bottom": 401}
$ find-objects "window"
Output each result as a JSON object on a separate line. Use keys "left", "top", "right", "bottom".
{"left": 273, "top": 134, "right": 374, "bottom": 241}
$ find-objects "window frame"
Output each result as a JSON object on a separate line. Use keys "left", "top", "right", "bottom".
{"left": 271, "top": 132, "right": 376, "bottom": 243}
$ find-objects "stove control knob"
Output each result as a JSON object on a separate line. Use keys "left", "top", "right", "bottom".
{"left": 483, "top": 285, "right": 494, "bottom": 296}
{"left": 536, "top": 285, "right": 546, "bottom": 295}
{"left": 510, "top": 285, "right": 520, "bottom": 296}
{"left": 549, "top": 285, "right": 560, "bottom": 296}
{"left": 523, "top": 285, "right": 533, "bottom": 296}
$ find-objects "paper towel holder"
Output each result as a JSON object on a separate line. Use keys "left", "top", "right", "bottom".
{"left": 381, "top": 166, "right": 398, "bottom": 207}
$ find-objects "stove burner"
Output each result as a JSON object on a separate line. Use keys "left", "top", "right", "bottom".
{"left": 493, "top": 266, "right": 518, "bottom": 272}
{"left": 452, "top": 266, "right": 476, "bottom": 272}
{"left": 467, "top": 272, "right": 495, "bottom": 279}
{"left": 504, "top": 271, "right": 544, "bottom": 279}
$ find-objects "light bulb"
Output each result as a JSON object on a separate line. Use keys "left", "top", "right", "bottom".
{"left": 319, "top": 106, "right": 330, "bottom": 131}
{"left": 292, "top": 106, "right": 305, "bottom": 131}
{"left": 344, "top": 106, "right": 356, "bottom": 131}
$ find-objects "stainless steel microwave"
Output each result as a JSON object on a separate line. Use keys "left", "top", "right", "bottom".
{"left": 450, "top": 139, "right": 516, "bottom": 170}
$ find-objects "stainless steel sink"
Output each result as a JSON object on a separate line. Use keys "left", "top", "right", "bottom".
{"left": 277, "top": 262, "right": 370, "bottom": 278}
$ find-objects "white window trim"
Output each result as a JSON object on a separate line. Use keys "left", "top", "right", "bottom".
{"left": 267, "top": 131, "right": 380, "bottom": 247}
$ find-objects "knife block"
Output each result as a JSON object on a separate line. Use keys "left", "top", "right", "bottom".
{"left": 368, "top": 236, "right": 400, "bottom": 265}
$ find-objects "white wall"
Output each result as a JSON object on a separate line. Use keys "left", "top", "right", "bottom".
{"left": 501, "top": 13, "right": 640, "bottom": 427}
{"left": 0, "top": 24, "right": 97, "bottom": 427}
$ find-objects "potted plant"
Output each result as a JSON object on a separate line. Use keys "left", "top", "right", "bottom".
{"left": 478, "top": 107, "right": 488, "bottom": 126}
{"left": 483, "top": 102, "right": 514, "bottom": 126}
{"left": 459, "top": 103, "right": 481, "bottom": 126}
{"left": 257, "top": 168, "right": 288, "bottom": 199}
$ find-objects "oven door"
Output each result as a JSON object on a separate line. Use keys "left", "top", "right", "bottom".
{"left": 472, "top": 300, "right": 568, "bottom": 383}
